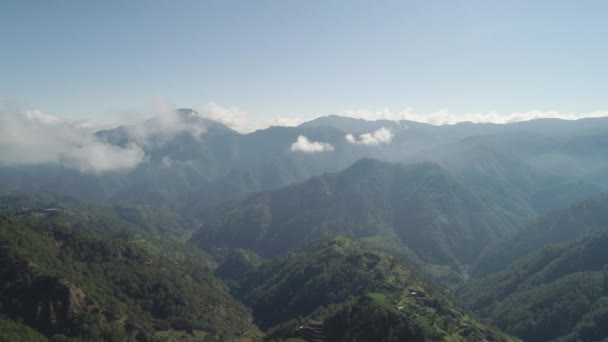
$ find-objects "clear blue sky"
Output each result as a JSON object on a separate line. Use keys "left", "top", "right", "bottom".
{"left": 2, "top": 0, "right": 608, "bottom": 121}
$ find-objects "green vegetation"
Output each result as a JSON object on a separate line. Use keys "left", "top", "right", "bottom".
{"left": 474, "top": 195, "right": 608, "bottom": 277}
{"left": 191, "top": 158, "right": 520, "bottom": 269}
{"left": 221, "top": 236, "right": 517, "bottom": 341}
{"left": 0, "top": 317, "right": 48, "bottom": 342}
{"left": 6, "top": 137, "right": 608, "bottom": 342}
{"left": 0, "top": 200, "right": 519, "bottom": 341}
{"left": 0, "top": 208, "right": 258, "bottom": 341}
{"left": 367, "top": 292, "right": 391, "bottom": 309}
{"left": 459, "top": 231, "right": 608, "bottom": 341}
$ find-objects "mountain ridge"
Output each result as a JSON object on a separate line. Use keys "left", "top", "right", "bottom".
{"left": 191, "top": 158, "right": 520, "bottom": 268}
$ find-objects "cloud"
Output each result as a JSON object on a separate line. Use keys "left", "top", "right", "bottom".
{"left": 341, "top": 107, "right": 608, "bottom": 125}
{"left": 198, "top": 102, "right": 248, "bottom": 131}
{"left": 24, "top": 110, "right": 61, "bottom": 124}
{"left": 342, "top": 108, "right": 408, "bottom": 122}
{"left": 345, "top": 127, "right": 394, "bottom": 145}
{"left": 290, "top": 135, "right": 334, "bottom": 153}
{"left": 257, "top": 117, "right": 306, "bottom": 131}
{"left": 61, "top": 142, "right": 145, "bottom": 173}
{"left": 196, "top": 102, "right": 304, "bottom": 133}
{"left": 0, "top": 109, "right": 146, "bottom": 173}
{"left": 126, "top": 104, "right": 207, "bottom": 146}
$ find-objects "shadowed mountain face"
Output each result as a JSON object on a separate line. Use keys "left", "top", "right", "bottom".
{"left": 191, "top": 158, "right": 521, "bottom": 267}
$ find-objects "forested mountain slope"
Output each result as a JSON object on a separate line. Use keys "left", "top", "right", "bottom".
{"left": 219, "top": 236, "right": 518, "bottom": 342}
{"left": 0, "top": 207, "right": 259, "bottom": 341}
{"left": 474, "top": 195, "right": 608, "bottom": 277}
{"left": 459, "top": 231, "right": 608, "bottom": 341}
{"left": 191, "top": 158, "right": 521, "bottom": 268}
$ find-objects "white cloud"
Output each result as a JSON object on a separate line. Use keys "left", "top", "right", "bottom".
{"left": 61, "top": 142, "right": 145, "bottom": 174}
{"left": 0, "top": 109, "right": 146, "bottom": 173}
{"left": 198, "top": 102, "right": 249, "bottom": 131}
{"left": 126, "top": 104, "right": 207, "bottom": 146}
{"left": 290, "top": 135, "right": 334, "bottom": 153}
{"left": 196, "top": 102, "right": 305, "bottom": 133}
{"left": 342, "top": 108, "right": 409, "bottom": 122}
{"left": 345, "top": 127, "right": 394, "bottom": 145}
{"left": 257, "top": 117, "right": 306, "bottom": 131}
{"left": 341, "top": 108, "right": 608, "bottom": 125}
{"left": 24, "top": 110, "right": 61, "bottom": 124}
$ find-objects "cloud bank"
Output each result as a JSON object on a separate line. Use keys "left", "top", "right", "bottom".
{"left": 341, "top": 108, "right": 608, "bottom": 126}
{"left": 61, "top": 142, "right": 145, "bottom": 173}
{"left": 0, "top": 109, "right": 146, "bottom": 173}
{"left": 0, "top": 103, "right": 248, "bottom": 173}
{"left": 290, "top": 135, "right": 334, "bottom": 153}
{"left": 193, "top": 105, "right": 608, "bottom": 133}
{"left": 198, "top": 102, "right": 249, "bottom": 131}
{"left": 345, "top": 127, "right": 394, "bottom": 145}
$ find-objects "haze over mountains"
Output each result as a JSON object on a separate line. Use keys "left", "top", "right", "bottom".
{"left": 2, "top": 108, "right": 607, "bottom": 213}
{"left": 3, "top": 109, "right": 608, "bottom": 341}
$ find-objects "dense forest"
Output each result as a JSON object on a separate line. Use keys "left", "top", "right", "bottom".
{"left": 0, "top": 206, "right": 258, "bottom": 341}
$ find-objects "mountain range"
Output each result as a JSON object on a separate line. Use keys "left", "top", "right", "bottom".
{"left": 3, "top": 110, "right": 608, "bottom": 341}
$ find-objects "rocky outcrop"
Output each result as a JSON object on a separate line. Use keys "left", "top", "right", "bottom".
{"left": 25, "top": 277, "right": 87, "bottom": 333}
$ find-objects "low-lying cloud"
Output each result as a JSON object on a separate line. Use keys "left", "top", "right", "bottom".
{"left": 126, "top": 104, "right": 207, "bottom": 146}
{"left": 61, "top": 142, "right": 145, "bottom": 173}
{"left": 196, "top": 102, "right": 304, "bottom": 133}
{"left": 341, "top": 108, "right": 608, "bottom": 125}
{"left": 290, "top": 135, "right": 334, "bottom": 153}
{"left": 0, "top": 109, "right": 147, "bottom": 173}
{"left": 345, "top": 127, "right": 394, "bottom": 145}
{"left": 195, "top": 106, "right": 608, "bottom": 133}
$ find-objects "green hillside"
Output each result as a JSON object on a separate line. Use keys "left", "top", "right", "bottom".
{"left": 220, "top": 236, "right": 517, "bottom": 341}
{"left": 459, "top": 231, "right": 608, "bottom": 341}
{"left": 0, "top": 209, "right": 259, "bottom": 341}
{"left": 191, "top": 158, "right": 520, "bottom": 269}
{"left": 474, "top": 195, "right": 608, "bottom": 277}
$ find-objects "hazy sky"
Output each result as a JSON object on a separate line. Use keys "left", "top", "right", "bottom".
{"left": 2, "top": 0, "right": 608, "bottom": 125}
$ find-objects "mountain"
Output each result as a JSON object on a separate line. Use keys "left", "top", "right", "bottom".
{"left": 451, "top": 130, "right": 608, "bottom": 193}
{"left": 458, "top": 230, "right": 608, "bottom": 342}
{"left": 221, "top": 236, "right": 518, "bottom": 341}
{"left": 409, "top": 134, "right": 608, "bottom": 216}
{"left": 409, "top": 138, "right": 545, "bottom": 224}
{"left": 0, "top": 111, "right": 381, "bottom": 213}
{"left": 4, "top": 112, "right": 608, "bottom": 219}
{"left": 7, "top": 113, "right": 608, "bottom": 340}
{"left": 0, "top": 192, "right": 200, "bottom": 240}
{"left": 474, "top": 195, "right": 608, "bottom": 277}
{"left": 191, "top": 158, "right": 520, "bottom": 268}
{"left": 298, "top": 114, "right": 406, "bottom": 133}
{"left": 0, "top": 206, "right": 259, "bottom": 341}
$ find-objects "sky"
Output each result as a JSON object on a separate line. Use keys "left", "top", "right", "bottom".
{"left": 2, "top": 0, "right": 608, "bottom": 129}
